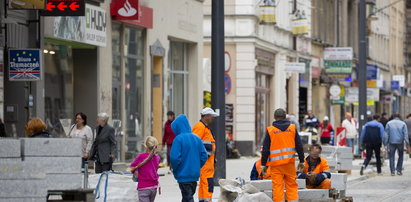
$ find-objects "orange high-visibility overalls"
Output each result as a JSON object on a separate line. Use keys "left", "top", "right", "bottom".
{"left": 303, "top": 157, "right": 332, "bottom": 189}
{"left": 255, "top": 159, "right": 271, "bottom": 180}
{"left": 193, "top": 121, "right": 215, "bottom": 202}
{"left": 266, "top": 124, "right": 299, "bottom": 202}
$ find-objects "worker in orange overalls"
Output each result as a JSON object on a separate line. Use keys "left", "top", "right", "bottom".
{"left": 297, "top": 143, "right": 332, "bottom": 189}
{"left": 261, "top": 108, "right": 305, "bottom": 202}
{"left": 192, "top": 108, "right": 219, "bottom": 202}
{"left": 250, "top": 159, "right": 271, "bottom": 180}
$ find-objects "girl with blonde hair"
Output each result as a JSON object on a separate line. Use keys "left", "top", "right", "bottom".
{"left": 129, "top": 136, "right": 160, "bottom": 202}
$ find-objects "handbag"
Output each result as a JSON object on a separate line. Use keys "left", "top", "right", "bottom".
{"left": 129, "top": 146, "right": 157, "bottom": 182}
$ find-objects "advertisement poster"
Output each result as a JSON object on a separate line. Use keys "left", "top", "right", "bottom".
{"left": 291, "top": 10, "right": 308, "bottom": 35}
{"left": 259, "top": 0, "right": 276, "bottom": 24}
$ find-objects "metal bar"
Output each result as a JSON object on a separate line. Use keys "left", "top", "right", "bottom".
{"left": 211, "top": 0, "right": 226, "bottom": 184}
{"left": 358, "top": 0, "right": 367, "bottom": 140}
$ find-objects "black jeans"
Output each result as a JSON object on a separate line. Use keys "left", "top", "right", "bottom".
{"left": 95, "top": 161, "right": 112, "bottom": 173}
{"left": 178, "top": 182, "right": 197, "bottom": 202}
{"left": 363, "top": 143, "right": 382, "bottom": 173}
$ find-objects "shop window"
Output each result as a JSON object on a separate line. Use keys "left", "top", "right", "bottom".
{"left": 111, "top": 24, "right": 144, "bottom": 158}
{"left": 168, "top": 42, "right": 188, "bottom": 115}
{"left": 256, "top": 73, "right": 271, "bottom": 147}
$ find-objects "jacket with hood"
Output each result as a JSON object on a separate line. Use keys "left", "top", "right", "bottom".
{"left": 170, "top": 114, "right": 208, "bottom": 183}
{"left": 261, "top": 120, "right": 305, "bottom": 166}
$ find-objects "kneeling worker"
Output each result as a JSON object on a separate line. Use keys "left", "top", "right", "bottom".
{"left": 250, "top": 159, "right": 271, "bottom": 180}
{"left": 297, "top": 144, "right": 331, "bottom": 189}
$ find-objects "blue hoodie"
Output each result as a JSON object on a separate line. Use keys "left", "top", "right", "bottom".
{"left": 170, "top": 114, "right": 208, "bottom": 183}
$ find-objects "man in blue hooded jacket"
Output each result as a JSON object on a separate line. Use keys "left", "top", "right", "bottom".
{"left": 170, "top": 114, "right": 208, "bottom": 202}
{"left": 360, "top": 114, "right": 384, "bottom": 175}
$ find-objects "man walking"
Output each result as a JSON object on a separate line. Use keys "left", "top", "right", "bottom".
{"left": 163, "top": 111, "right": 176, "bottom": 167}
{"left": 384, "top": 114, "right": 409, "bottom": 176}
{"left": 404, "top": 114, "right": 411, "bottom": 157}
{"left": 170, "top": 114, "right": 208, "bottom": 202}
{"left": 360, "top": 114, "right": 384, "bottom": 175}
{"left": 192, "top": 108, "right": 219, "bottom": 202}
{"left": 342, "top": 112, "right": 358, "bottom": 148}
{"left": 261, "top": 108, "right": 305, "bottom": 202}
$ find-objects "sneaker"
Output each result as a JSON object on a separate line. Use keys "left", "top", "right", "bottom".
{"left": 391, "top": 173, "right": 395, "bottom": 176}
{"left": 397, "top": 171, "right": 403, "bottom": 176}
{"left": 360, "top": 166, "right": 365, "bottom": 176}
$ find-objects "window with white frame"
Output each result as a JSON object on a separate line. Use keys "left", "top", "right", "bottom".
{"left": 168, "top": 41, "right": 188, "bottom": 115}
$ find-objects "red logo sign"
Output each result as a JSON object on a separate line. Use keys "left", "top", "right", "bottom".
{"left": 111, "top": 0, "right": 140, "bottom": 20}
{"left": 41, "top": 0, "right": 85, "bottom": 16}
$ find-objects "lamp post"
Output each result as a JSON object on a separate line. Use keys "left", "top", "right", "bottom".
{"left": 211, "top": 0, "right": 226, "bottom": 182}
{"left": 358, "top": 0, "right": 367, "bottom": 135}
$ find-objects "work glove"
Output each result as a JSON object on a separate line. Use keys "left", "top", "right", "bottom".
{"left": 306, "top": 172, "right": 317, "bottom": 186}
{"left": 261, "top": 166, "right": 268, "bottom": 177}
{"left": 297, "top": 162, "right": 305, "bottom": 172}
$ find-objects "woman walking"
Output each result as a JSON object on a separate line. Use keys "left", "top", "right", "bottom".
{"left": 68, "top": 112, "right": 93, "bottom": 167}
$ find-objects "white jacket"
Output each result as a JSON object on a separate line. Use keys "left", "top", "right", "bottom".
{"left": 342, "top": 119, "right": 358, "bottom": 139}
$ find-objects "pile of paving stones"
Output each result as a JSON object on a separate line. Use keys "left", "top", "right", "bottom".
{"left": 0, "top": 138, "right": 84, "bottom": 202}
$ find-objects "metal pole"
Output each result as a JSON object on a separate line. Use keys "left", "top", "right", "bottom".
{"left": 358, "top": 0, "right": 367, "bottom": 136}
{"left": 211, "top": 0, "right": 226, "bottom": 183}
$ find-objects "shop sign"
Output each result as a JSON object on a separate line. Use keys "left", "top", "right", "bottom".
{"left": 111, "top": 0, "right": 140, "bottom": 20}
{"left": 8, "top": 49, "right": 41, "bottom": 81}
{"left": 291, "top": 11, "right": 309, "bottom": 35}
{"left": 85, "top": 4, "right": 107, "bottom": 46}
{"left": 331, "top": 85, "right": 345, "bottom": 105}
{"left": 324, "top": 60, "right": 352, "bottom": 74}
{"left": 345, "top": 87, "right": 379, "bottom": 104}
{"left": 324, "top": 47, "right": 353, "bottom": 61}
{"left": 41, "top": 0, "right": 85, "bottom": 16}
{"left": 367, "top": 64, "right": 378, "bottom": 80}
{"left": 393, "top": 75, "right": 405, "bottom": 87}
{"left": 391, "top": 80, "right": 400, "bottom": 90}
{"left": 297, "top": 37, "right": 311, "bottom": 55}
{"left": 284, "top": 63, "right": 305, "bottom": 73}
{"left": 9, "top": 0, "right": 45, "bottom": 9}
{"left": 259, "top": 0, "right": 276, "bottom": 25}
{"left": 311, "top": 67, "right": 322, "bottom": 78}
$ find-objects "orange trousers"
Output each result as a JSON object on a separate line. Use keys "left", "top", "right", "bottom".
{"left": 307, "top": 178, "right": 331, "bottom": 189}
{"left": 199, "top": 155, "right": 215, "bottom": 202}
{"left": 269, "top": 163, "right": 299, "bottom": 202}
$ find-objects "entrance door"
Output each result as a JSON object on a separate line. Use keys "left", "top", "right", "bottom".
{"left": 152, "top": 56, "right": 163, "bottom": 143}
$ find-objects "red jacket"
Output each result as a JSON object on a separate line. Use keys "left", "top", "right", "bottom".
{"left": 163, "top": 120, "right": 176, "bottom": 145}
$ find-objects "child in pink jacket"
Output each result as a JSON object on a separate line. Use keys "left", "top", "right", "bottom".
{"left": 129, "top": 136, "right": 160, "bottom": 202}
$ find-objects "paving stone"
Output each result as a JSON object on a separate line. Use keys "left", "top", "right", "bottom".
{"left": 297, "top": 178, "right": 306, "bottom": 189}
{"left": 248, "top": 180, "right": 272, "bottom": 191}
{"left": 331, "top": 173, "right": 347, "bottom": 191}
{"left": 0, "top": 159, "right": 46, "bottom": 180}
{"left": 23, "top": 138, "right": 82, "bottom": 157}
{"left": 264, "top": 190, "right": 272, "bottom": 199}
{"left": 298, "top": 189, "right": 330, "bottom": 200}
{"left": 0, "top": 198, "right": 46, "bottom": 202}
{"left": 0, "top": 179, "right": 48, "bottom": 198}
{"left": 0, "top": 139, "right": 20, "bottom": 158}
{"left": 24, "top": 157, "right": 82, "bottom": 174}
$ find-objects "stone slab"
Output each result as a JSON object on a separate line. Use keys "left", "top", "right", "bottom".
{"left": 331, "top": 173, "right": 347, "bottom": 191}
{"left": 0, "top": 139, "right": 20, "bottom": 158}
{"left": 298, "top": 189, "right": 330, "bottom": 200}
{"left": 45, "top": 173, "right": 83, "bottom": 190}
{"left": 0, "top": 159, "right": 46, "bottom": 179}
{"left": 0, "top": 198, "right": 46, "bottom": 202}
{"left": 23, "top": 138, "right": 82, "bottom": 157}
{"left": 25, "top": 157, "right": 82, "bottom": 174}
{"left": 297, "top": 178, "right": 306, "bottom": 189}
{"left": 248, "top": 180, "right": 272, "bottom": 191}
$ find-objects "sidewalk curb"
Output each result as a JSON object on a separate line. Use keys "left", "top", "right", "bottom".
{"left": 347, "top": 173, "right": 376, "bottom": 184}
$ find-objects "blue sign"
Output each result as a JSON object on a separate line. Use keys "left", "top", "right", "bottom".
{"left": 367, "top": 64, "right": 378, "bottom": 80}
{"left": 225, "top": 74, "right": 231, "bottom": 94}
{"left": 391, "top": 80, "right": 400, "bottom": 90}
{"left": 9, "top": 49, "right": 41, "bottom": 81}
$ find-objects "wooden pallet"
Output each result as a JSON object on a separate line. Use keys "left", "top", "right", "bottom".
{"left": 337, "top": 169, "right": 352, "bottom": 175}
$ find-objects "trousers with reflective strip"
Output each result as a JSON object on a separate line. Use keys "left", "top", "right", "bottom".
{"left": 266, "top": 124, "right": 297, "bottom": 167}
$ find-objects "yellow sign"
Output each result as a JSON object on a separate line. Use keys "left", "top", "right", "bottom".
{"left": 292, "top": 19, "right": 309, "bottom": 35}
{"left": 367, "top": 80, "right": 377, "bottom": 88}
{"left": 9, "top": 0, "right": 45, "bottom": 9}
{"left": 259, "top": 5, "right": 276, "bottom": 24}
{"left": 352, "top": 100, "right": 375, "bottom": 106}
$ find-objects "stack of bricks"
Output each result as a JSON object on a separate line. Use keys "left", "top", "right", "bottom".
{"left": 248, "top": 173, "right": 348, "bottom": 201}
{"left": 321, "top": 146, "right": 353, "bottom": 171}
{"left": 0, "top": 138, "right": 83, "bottom": 202}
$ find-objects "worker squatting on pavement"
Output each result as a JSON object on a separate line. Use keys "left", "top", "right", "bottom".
{"left": 260, "top": 108, "right": 305, "bottom": 202}
{"left": 192, "top": 108, "right": 219, "bottom": 202}
{"left": 297, "top": 144, "right": 332, "bottom": 189}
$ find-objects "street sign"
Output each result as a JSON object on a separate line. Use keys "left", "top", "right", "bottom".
{"left": 8, "top": 49, "right": 41, "bottom": 81}
{"left": 391, "top": 80, "right": 400, "bottom": 90}
{"left": 393, "top": 75, "right": 405, "bottom": 87}
{"left": 111, "top": 0, "right": 140, "bottom": 20}
{"left": 224, "top": 74, "right": 232, "bottom": 94}
{"left": 284, "top": 63, "right": 306, "bottom": 73}
{"left": 329, "top": 85, "right": 341, "bottom": 96}
{"left": 41, "top": 0, "right": 85, "bottom": 16}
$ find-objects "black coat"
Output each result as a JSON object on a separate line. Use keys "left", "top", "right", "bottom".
{"left": 30, "top": 131, "right": 51, "bottom": 138}
{"left": 89, "top": 124, "right": 117, "bottom": 163}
